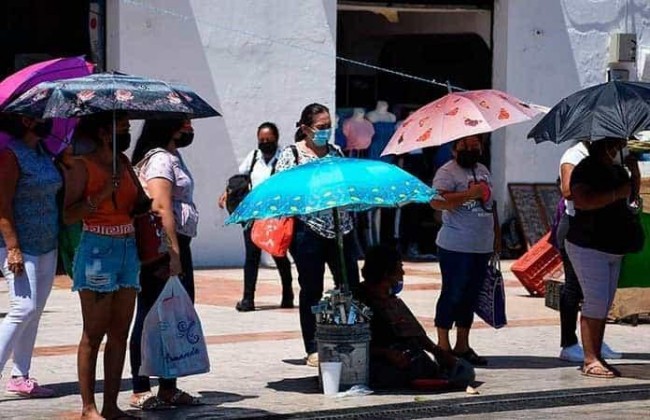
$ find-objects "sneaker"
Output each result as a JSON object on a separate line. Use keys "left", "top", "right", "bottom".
{"left": 306, "top": 352, "right": 319, "bottom": 367}
{"left": 559, "top": 344, "right": 584, "bottom": 363}
{"left": 6, "top": 377, "right": 55, "bottom": 398}
{"left": 601, "top": 342, "right": 622, "bottom": 359}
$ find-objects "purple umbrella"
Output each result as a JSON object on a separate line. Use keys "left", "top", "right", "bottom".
{"left": 0, "top": 56, "right": 94, "bottom": 154}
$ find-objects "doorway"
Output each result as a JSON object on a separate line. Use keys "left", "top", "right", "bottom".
{"left": 0, "top": 0, "right": 105, "bottom": 80}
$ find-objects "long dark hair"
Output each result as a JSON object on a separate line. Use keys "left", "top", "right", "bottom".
{"left": 0, "top": 113, "right": 28, "bottom": 139}
{"left": 132, "top": 119, "right": 185, "bottom": 164}
{"left": 74, "top": 112, "right": 122, "bottom": 146}
{"left": 294, "top": 103, "right": 329, "bottom": 143}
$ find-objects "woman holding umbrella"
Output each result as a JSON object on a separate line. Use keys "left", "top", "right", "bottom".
{"left": 275, "top": 103, "right": 359, "bottom": 367}
{"left": 128, "top": 118, "right": 201, "bottom": 410}
{"left": 565, "top": 138, "right": 643, "bottom": 378}
{"left": 64, "top": 112, "right": 142, "bottom": 419}
{"left": 0, "top": 115, "right": 60, "bottom": 398}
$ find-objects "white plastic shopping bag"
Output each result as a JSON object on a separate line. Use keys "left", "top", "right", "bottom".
{"left": 139, "top": 276, "right": 211, "bottom": 378}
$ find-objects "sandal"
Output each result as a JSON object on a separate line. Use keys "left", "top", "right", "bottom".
{"left": 129, "top": 392, "right": 172, "bottom": 410}
{"left": 164, "top": 389, "right": 202, "bottom": 406}
{"left": 454, "top": 348, "right": 488, "bottom": 367}
{"left": 582, "top": 361, "right": 616, "bottom": 379}
{"left": 600, "top": 360, "right": 622, "bottom": 377}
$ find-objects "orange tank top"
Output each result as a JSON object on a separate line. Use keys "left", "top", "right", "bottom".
{"left": 82, "top": 156, "right": 138, "bottom": 228}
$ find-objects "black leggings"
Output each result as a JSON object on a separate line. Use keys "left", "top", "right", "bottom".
{"left": 129, "top": 234, "right": 194, "bottom": 393}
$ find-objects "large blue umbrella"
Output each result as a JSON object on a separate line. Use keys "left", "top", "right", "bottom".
{"left": 226, "top": 157, "right": 439, "bottom": 290}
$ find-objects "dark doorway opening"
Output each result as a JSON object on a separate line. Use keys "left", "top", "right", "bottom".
{"left": 336, "top": 6, "right": 493, "bottom": 258}
{"left": 0, "top": 0, "right": 105, "bottom": 80}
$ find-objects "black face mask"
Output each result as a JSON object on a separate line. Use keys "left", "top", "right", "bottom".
{"left": 114, "top": 132, "right": 131, "bottom": 153}
{"left": 259, "top": 142, "right": 278, "bottom": 156}
{"left": 176, "top": 132, "right": 194, "bottom": 148}
{"left": 456, "top": 149, "right": 481, "bottom": 168}
{"left": 32, "top": 120, "right": 53, "bottom": 139}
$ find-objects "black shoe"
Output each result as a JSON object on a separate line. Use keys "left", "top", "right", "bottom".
{"left": 454, "top": 348, "right": 488, "bottom": 366}
{"left": 280, "top": 299, "right": 294, "bottom": 309}
{"left": 235, "top": 299, "right": 255, "bottom": 312}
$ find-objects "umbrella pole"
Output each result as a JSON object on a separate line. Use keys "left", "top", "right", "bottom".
{"left": 111, "top": 109, "right": 118, "bottom": 208}
{"left": 332, "top": 208, "right": 349, "bottom": 293}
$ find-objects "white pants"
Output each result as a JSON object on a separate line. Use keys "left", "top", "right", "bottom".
{"left": 0, "top": 248, "right": 57, "bottom": 377}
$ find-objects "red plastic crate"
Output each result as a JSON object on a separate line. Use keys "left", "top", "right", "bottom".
{"left": 511, "top": 232, "right": 563, "bottom": 297}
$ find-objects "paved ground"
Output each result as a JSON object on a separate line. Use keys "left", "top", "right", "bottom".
{"left": 0, "top": 261, "right": 649, "bottom": 419}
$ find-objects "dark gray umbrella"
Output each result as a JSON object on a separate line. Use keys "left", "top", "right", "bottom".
{"left": 527, "top": 81, "right": 650, "bottom": 144}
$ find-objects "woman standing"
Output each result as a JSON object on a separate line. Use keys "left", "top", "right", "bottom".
{"left": 64, "top": 112, "right": 140, "bottom": 419}
{"left": 430, "top": 135, "right": 497, "bottom": 366}
{"left": 566, "top": 138, "right": 642, "bottom": 378}
{"left": 0, "top": 115, "right": 60, "bottom": 398}
{"left": 129, "top": 119, "right": 200, "bottom": 410}
{"left": 218, "top": 122, "right": 294, "bottom": 311}
{"left": 275, "top": 103, "right": 359, "bottom": 367}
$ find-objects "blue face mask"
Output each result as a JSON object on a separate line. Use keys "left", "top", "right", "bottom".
{"left": 312, "top": 128, "right": 331, "bottom": 147}
{"left": 390, "top": 281, "right": 404, "bottom": 296}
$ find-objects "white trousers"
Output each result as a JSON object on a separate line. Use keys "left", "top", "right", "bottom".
{"left": 0, "top": 248, "right": 57, "bottom": 377}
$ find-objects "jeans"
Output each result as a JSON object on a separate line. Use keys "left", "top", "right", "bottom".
{"left": 242, "top": 227, "right": 292, "bottom": 301}
{"left": 0, "top": 248, "right": 57, "bottom": 377}
{"left": 130, "top": 234, "right": 194, "bottom": 393}
{"left": 290, "top": 220, "right": 359, "bottom": 354}
{"left": 72, "top": 232, "right": 140, "bottom": 293}
{"left": 435, "top": 247, "right": 491, "bottom": 330}
{"left": 557, "top": 213, "right": 583, "bottom": 348}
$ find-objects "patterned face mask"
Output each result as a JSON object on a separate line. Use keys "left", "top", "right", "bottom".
{"left": 311, "top": 128, "right": 331, "bottom": 147}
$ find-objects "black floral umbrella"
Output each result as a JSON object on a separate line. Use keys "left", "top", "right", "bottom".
{"left": 3, "top": 72, "right": 220, "bottom": 120}
{"left": 4, "top": 71, "right": 220, "bottom": 183}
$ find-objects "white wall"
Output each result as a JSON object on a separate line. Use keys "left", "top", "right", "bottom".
{"left": 111, "top": 0, "right": 337, "bottom": 266}
{"left": 492, "top": 0, "right": 650, "bottom": 218}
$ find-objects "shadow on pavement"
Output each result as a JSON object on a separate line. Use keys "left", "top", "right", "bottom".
{"left": 43, "top": 378, "right": 133, "bottom": 398}
{"left": 621, "top": 352, "right": 650, "bottom": 361}
{"left": 479, "top": 356, "right": 576, "bottom": 369}
{"left": 266, "top": 375, "right": 320, "bottom": 394}
{"left": 281, "top": 358, "right": 306, "bottom": 366}
{"left": 614, "top": 363, "right": 650, "bottom": 380}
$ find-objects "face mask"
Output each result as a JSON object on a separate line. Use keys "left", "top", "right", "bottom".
{"left": 311, "top": 128, "right": 331, "bottom": 147}
{"left": 31, "top": 120, "right": 53, "bottom": 138}
{"left": 114, "top": 132, "right": 131, "bottom": 152}
{"left": 390, "top": 281, "right": 404, "bottom": 296}
{"left": 456, "top": 149, "right": 481, "bottom": 168}
{"left": 259, "top": 142, "right": 278, "bottom": 155}
{"left": 176, "top": 132, "right": 194, "bottom": 148}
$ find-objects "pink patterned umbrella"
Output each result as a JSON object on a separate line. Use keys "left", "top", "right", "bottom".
{"left": 0, "top": 56, "right": 94, "bottom": 154}
{"left": 381, "top": 89, "right": 542, "bottom": 156}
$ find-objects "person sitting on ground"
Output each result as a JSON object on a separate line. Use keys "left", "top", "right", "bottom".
{"left": 355, "top": 245, "right": 475, "bottom": 390}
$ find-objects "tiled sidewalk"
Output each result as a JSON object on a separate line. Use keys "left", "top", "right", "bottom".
{"left": 0, "top": 262, "right": 648, "bottom": 419}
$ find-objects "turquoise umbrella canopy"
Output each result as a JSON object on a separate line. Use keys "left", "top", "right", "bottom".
{"left": 226, "top": 156, "right": 439, "bottom": 225}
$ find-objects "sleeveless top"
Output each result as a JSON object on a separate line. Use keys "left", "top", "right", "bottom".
{"left": 0, "top": 140, "right": 62, "bottom": 255}
{"left": 81, "top": 155, "right": 138, "bottom": 229}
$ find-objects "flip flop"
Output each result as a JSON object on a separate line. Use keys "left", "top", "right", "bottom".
{"left": 582, "top": 361, "right": 616, "bottom": 379}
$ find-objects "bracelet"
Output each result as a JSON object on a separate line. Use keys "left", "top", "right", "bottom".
{"left": 86, "top": 196, "right": 98, "bottom": 212}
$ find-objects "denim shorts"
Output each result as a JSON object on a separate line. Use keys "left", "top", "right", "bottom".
{"left": 72, "top": 231, "right": 140, "bottom": 293}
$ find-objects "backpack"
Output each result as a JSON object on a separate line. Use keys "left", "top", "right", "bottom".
{"left": 226, "top": 150, "right": 259, "bottom": 214}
